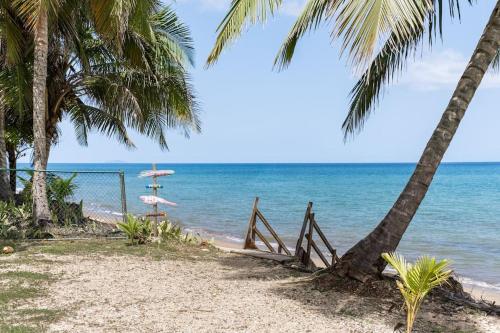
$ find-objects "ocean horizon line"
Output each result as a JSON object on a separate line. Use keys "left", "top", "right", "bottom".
{"left": 17, "top": 161, "right": 500, "bottom": 166}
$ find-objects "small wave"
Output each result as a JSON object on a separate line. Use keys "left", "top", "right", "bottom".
{"left": 224, "top": 235, "right": 245, "bottom": 243}
{"left": 458, "top": 277, "right": 500, "bottom": 292}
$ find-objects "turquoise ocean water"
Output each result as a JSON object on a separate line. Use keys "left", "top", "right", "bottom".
{"left": 28, "top": 163, "right": 500, "bottom": 291}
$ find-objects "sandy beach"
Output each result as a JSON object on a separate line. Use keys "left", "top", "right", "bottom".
{"left": 212, "top": 236, "right": 500, "bottom": 305}
{"left": 1, "top": 240, "right": 499, "bottom": 332}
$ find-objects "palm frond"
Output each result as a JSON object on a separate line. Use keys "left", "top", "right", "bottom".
{"left": 0, "top": 0, "right": 25, "bottom": 65}
{"left": 383, "top": 252, "right": 452, "bottom": 305}
{"left": 206, "top": 0, "right": 282, "bottom": 66}
{"left": 332, "top": 0, "right": 432, "bottom": 71}
{"left": 151, "top": 6, "right": 195, "bottom": 66}
{"left": 343, "top": 0, "right": 474, "bottom": 138}
{"left": 274, "top": 0, "right": 330, "bottom": 70}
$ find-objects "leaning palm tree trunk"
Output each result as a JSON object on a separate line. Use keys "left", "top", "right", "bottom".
{"left": 32, "top": 7, "right": 51, "bottom": 224}
{"left": 338, "top": 1, "right": 500, "bottom": 282}
{"left": 0, "top": 97, "right": 12, "bottom": 201}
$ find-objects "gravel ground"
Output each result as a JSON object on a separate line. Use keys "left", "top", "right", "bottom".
{"left": 3, "top": 248, "right": 500, "bottom": 332}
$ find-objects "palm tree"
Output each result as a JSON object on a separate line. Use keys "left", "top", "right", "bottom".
{"left": 8, "top": 0, "right": 199, "bottom": 225}
{"left": 207, "top": 0, "right": 500, "bottom": 281}
{"left": 0, "top": 93, "right": 10, "bottom": 201}
{"left": 336, "top": 2, "right": 500, "bottom": 281}
{"left": 40, "top": 5, "right": 199, "bottom": 161}
{"left": 382, "top": 253, "right": 452, "bottom": 333}
{"left": 13, "top": 0, "right": 52, "bottom": 223}
{"left": 0, "top": 0, "right": 27, "bottom": 201}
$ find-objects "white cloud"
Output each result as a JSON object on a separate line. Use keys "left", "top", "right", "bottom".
{"left": 401, "top": 49, "right": 500, "bottom": 91}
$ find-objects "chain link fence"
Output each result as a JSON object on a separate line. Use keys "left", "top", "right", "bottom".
{"left": 1, "top": 168, "right": 127, "bottom": 226}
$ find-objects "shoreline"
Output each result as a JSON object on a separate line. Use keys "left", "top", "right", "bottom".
{"left": 209, "top": 233, "right": 500, "bottom": 304}
{"left": 85, "top": 209, "right": 500, "bottom": 305}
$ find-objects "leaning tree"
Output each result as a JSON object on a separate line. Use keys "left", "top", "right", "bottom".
{"left": 206, "top": 0, "right": 500, "bottom": 281}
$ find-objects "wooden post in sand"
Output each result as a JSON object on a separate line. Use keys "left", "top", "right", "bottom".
{"left": 295, "top": 202, "right": 313, "bottom": 259}
{"left": 152, "top": 164, "right": 159, "bottom": 235}
{"left": 244, "top": 197, "right": 259, "bottom": 249}
{"left": 295, "top": 202, "right": 338, "bottom": 269}
{"left": 243, "top": 197, "right": 291, "bottom": 255}
{"left": 139, "top": 166, "right": 176, "bottom": 237}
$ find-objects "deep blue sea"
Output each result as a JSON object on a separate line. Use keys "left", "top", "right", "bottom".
{"left": 23, "top": 163, "right": 500, "bottom": 291}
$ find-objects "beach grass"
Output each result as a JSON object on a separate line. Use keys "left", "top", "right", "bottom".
{"left": 0, "top": 239, "right": 217, "bottom": 332}
{"left": 0, "top": 267, "right": 59, "bottom": 332}
{"left": 1, "top": 239, "right": 218, "bottom": 262}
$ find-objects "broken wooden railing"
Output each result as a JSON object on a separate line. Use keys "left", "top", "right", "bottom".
{"left": 295, "top": 202, "right": 339, "bottom": 270}
{"left": 244, "top": 197, "right": 291, "bottom": 255}
{"left": 243, "top": 197, "right": 338, "bottom": 271}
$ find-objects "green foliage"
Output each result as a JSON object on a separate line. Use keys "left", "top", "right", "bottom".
{"left": 0, "top": 201, "right": 39, "bottom": 239}
{"left": 117, "top": 214, "right": 152, "bottom": 245}
{"left": 158, "top": 220, "right": 182, "bottom": 241}
{"left": 1, "top": 1, "right": 200, "bottom": 156}
{"left": 205, "top": 0, "right": 480, "bottom": 139}
{"left": 382, "top": 252, "right": 452, "bottom": 333}
{"left": 17, "top": 172, "right": 83, "bottom": 226}
{"left": 48, "top": 173, "right": 77, "bottom": 204}
{"left": 17, "top": 172, "right": 34, "bottom": 204}
{"left": 157, "top": 220, "right": 203, "bottom": 245}
{"left": 47, "top": 174, "right": 82, "bottom": 226}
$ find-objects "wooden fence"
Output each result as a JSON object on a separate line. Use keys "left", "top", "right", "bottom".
{"left": 243, "top": 197, "right": 338, "bottom": 270}
{"left": 295, "top": 202, "right": 339, "bottom": 269}
{"left": 244, "top": 197, "right": 291, "bottom": 255}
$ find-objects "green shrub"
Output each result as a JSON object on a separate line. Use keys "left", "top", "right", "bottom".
{"left": 18, "top": 172, "right": 83, "bottom": 226}
{"left": 157, "top": 220, "right": 204, "bottom": 245}
{"left": 117, "top": 215, "right": 151, "bottom": 245}
{"left": 158, "top": 220, "right": 182, "bottom": 241}
{"left": 382, "top": 252, "right": 452, "bottom": 333}
{"left": 0, "top": 201, "right": 39, "bottom": 239}
{"left": 48, "top": 173, "right": 77, "bottom": 204}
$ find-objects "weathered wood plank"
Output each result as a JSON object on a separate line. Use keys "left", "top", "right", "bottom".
{"left": 310, "top": 238, "right": 331, "bottom": 267}
{"left": 312, "top": 215, "right": 335, "bottom": 255}
{"left": 256, "top": 210, "right": 291, "bottom": 255}
{"left": 244, "top": 197, "right": 259, "bottom": 249}
{"left": 305, "top": 213, "right": 315, "bottom": 269}
{"left": 295, "top": 202, "right": 312, "bottom": 256}
{"left": 254, "top": 227, "right": 276, "bottom": 253}
{"left": 221, "top": 248, "right": 296, "bottom": 263}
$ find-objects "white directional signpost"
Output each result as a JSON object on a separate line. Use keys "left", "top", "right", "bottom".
{"left": 139, "top": 164, "right": 177, "bottom": 235}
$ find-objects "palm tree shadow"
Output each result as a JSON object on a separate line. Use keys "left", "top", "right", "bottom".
{"left": 216, "top": 253, "right": 486, "bottom": 332}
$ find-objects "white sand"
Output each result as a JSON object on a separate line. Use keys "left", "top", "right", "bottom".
{"left": 2, "top": 248, "right": 499, "bottom": 333}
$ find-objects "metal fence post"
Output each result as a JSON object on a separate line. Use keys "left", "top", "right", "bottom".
{"left": 119, "top": 171, "right": 127, "bottom": 223}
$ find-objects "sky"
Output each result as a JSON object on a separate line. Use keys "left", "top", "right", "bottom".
{"left": 42, "top": 0, "right": 500, "bottom": 163}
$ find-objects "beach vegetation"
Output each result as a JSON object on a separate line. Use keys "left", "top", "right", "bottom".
{"left": 207, "top": 0, "right": 500, "bottom": 281}
{"left": 382, "top": 252, "right": 452, "bottom": 333}
{"left": 0, "top": 201, "right": 39, "bottom": 239}
{"left": 17, "top": 172, "right": 84, "bottom": 226}
{"left": 117, "top": 217, "right": 204, "bottom": 247}
{"left": 5, "top": 119, "right": 33, "bottom": 193}
{"left": 0, "top": 1, "right": 200, "bottom": 228}
{"left": 48, "top": 173, "right": 77, "bottom": 205}
{"left": 158, "top": 220, "right": 183, "bottom": 241}
{"left": 157, "top": 220, "right": 205, "bottom": 245}
{"left": 117, "top": 214, "right": 151, "bottom": 245}
{"left": 47, "top": 173, "right": 83, "bottom": 225}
